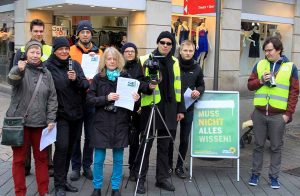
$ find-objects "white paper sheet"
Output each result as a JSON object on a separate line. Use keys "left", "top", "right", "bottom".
{"left": 184, "top": 87, "right": 196, "bottom": 110}
{"left": 40, "top": 124, "right": 57, "bottom": 151}
{"left": 114, "top": 77, "right": 140, "bottom": 111}
{"left": 80, "top": 54, "right": 100, "bottom": 79}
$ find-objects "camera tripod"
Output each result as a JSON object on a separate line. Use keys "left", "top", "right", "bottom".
{"left": 125, "top": 91, "right": 189, "bottom": 196}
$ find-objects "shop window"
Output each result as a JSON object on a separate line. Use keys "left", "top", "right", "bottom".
{"left": 171, "top": 15, "right": 211, "bottom": 71}
{"left": 240, "top": 21, "right": 292, "bottom": 76}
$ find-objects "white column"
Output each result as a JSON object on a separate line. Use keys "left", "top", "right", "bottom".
{"left": 14, "top": 0, "right": 53, "bottom": 49}
{"left": 127, "top": 0, "right": 172, "bottom": 55}
{"left": 292, "top": 0, "right": 300, "bottom": 70}
{"left": 219, "top": 0, "right": 242, "bottom": 91}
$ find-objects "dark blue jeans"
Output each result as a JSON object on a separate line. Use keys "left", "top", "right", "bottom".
{"left": 71, "top": 104, "right": 95, "bottom": 171}
{"left": 168, "top": 109, "right": 194, "bottom": 169}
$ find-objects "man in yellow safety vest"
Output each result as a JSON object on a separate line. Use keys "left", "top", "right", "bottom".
{"left": 247, "top": 36, "right": 299, "bottom": 189}
{"left": 134, "top": 31, "right": 185, "bottom": 194}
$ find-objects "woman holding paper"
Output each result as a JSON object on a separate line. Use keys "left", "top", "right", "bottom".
{"left": 7, "top": 40, "right": 57, "bottom": 196}
{"left": 44, "top": 37, "right": 89, "bottom": 196}
{"left": 87, "top": 47, "right": 140, "bottom": 196}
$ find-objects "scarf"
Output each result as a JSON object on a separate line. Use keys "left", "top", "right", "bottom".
{"left": 153, "top": 49, "right": 175, "bottom": 102}
{"left": 77, "top": 41, "right": 93, "bottom": 53}
{"left": 179, "top": 55, "right": 196, "bottom": 72}
{"left": 125, "top": 59, "right": 137, "bottom": 70}
{"left": 106, "top": 69, "right": 120, "bottom": 81}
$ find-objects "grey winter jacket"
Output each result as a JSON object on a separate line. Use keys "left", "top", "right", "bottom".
{"left": 6, "top": 63, "right": 57, "bottom": 127}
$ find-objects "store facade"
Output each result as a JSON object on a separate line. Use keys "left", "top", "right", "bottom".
{"left": 0, "top": 0, "right": 299, "bottom": 96}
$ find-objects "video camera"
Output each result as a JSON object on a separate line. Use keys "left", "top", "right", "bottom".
{"left": 143, "top": 54, "right": 164, "bottom": 84}
{"left": 264, "top": 73, "right": 276, "bottom": 88}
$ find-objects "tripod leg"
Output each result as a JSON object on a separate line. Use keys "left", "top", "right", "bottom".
{"left": 155, "top": 107, "right": 188, "bottom": 175}
{"left": 134, "top": 106, "right": 155, "bottom": 196}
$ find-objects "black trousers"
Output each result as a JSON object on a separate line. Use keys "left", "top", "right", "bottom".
{"left": 168, "top": 109, "right": 194, "bottom": 168}
{"left": 134, "top": 128, "right": 175, "bottom": 182}
{"left": 128, "top": 112, "right": 141, "bottom": 170}
{"left": 53, "top": 117, "right": 81, "bottom": 189}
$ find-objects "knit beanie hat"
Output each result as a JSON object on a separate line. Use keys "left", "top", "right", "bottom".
{"left": 25, "top": 40, "right": 43, "bottom": 54}
{"left": 52, "top": 37, "right": 70, "bottom": 52}
{"left": 76, "top": 20, "right": 93, "bottom": 35}
{"left": 121, "top": 42, "right": 138, "bottom": 54}
{"left": 156, "top": 31, "right": 174, "bottom": 44}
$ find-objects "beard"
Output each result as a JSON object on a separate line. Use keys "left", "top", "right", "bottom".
{"left": 80, "top": 39, "right": 91, "bottom": 46}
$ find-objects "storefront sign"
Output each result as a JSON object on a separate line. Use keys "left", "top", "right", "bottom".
{"left": 184, "top": 0, "right": 215, "bottom": 15}
{"left": 191, "top": 91, "right": 239, "bottom": 158}
{"left": 52, "top": 26, "right": 67, "bottom": 37}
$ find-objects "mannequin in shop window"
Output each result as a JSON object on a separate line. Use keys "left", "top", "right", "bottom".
{"left": 240, "top": 28, "right": 255, "bottom": 57}
{"left": 194, "top": 22, "right": 209, "bottom": 68}
{"left": 176, "top": 21, "right": 190, "bottom": 45}
{"left": 248, "top": 25, "right": 260, "bottom": 58}
{"left": 273, "top": 29, "right": 282, "bottom": 40}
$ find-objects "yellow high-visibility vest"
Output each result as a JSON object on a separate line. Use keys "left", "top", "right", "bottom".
{"left": 140, "top": 54, "right": 181, "bottom": 106}
{"left": 253, "top": 59, "right": 293, "bottom": 110}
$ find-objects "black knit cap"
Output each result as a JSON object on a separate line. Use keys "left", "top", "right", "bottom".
{"left": 52, "top": 37, "right": 70, "bottom": 53}
{"left": 121, "top": 42, "right": 138, "bottom": 54}
{"left": 156, "top": 31, "right": 173, "bottom": 44}
{"left": 76, "top": 20, "right": 93, "bottom": 35}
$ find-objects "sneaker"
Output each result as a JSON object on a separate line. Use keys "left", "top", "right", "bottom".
{"left": 248, "top": 173, "right": 259, "bottom": 186}
{"left": 175, "top": 167, "right": 187, "bottom": 179}
{"left": 168, "top": 168, "right": 173, "bottom": 175}
{"left": 269, "top": 176, "right": 280, "bottom": 189}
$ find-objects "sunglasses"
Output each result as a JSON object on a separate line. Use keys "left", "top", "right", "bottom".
{"left": 159, "top": 41, "right": 172, "bottom": 46}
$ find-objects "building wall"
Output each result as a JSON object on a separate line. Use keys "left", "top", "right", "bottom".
{"left": 128, "top": 0, "right": 172, "bottom": 55}
{"left": 0, "top": 0, "right": 298, "bottom": 95}
{"left": 292, "top": 0, "right": 300, "bottom": 76}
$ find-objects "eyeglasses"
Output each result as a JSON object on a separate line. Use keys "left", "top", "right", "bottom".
{"left": 264, "top": 48, "right": 275, "bottom": 53}
{"left": 159, "top": 41, "right": 172, "bottom": 46}
{"left": 124, "top": 50, "right": 135, "bottom": 54}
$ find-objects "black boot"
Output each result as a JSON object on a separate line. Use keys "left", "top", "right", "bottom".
{"left": 137, "top": 181, "right": 146, "bottom": 194}
{"left": 64, "top": 182, "right": 78, "bottom": 192}
{"left": 111, "top": 189, "right": 121, "bottom": 196}
{"left": 55, "top": 188, "right": 66, "bottom": 196}
{"left": 91, "top": 189, "right": 101, "bottom": 196}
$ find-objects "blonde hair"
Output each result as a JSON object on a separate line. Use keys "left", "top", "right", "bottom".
{"left": 180, "top": 40, "right": 195, "bottom": 51}
{"left": 98, "top": 47, "right": 125, "bottom": 75}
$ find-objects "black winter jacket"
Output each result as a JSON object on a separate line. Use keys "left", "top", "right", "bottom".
{"left": 44, "top": 54, "right": 89, "bottom": 121}
{"left": 87, "top": 71, "right": 131, "bottom": 149}
{"left": 179, "top": 57, "right": 205, "bottom": 110}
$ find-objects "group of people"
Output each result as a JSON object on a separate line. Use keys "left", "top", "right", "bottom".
{"left": 7, "top": 18, "right": 205, "bottom": 196}
{"left": 6, "top": 16, "right": 299, "bottom": 196}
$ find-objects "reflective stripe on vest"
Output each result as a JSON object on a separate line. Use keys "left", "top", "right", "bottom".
{"left": 140, "top": 54, "right": 181, "bottom": 106}
{"left": 253, "top": 59, "right": 293, "bottom": 110}
{"left": 21, "top": 44, "right": 52, "bottom": 62}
